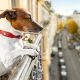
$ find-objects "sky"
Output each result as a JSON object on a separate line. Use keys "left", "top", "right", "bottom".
{"left": 51, "top": 0, "right": 80, "bottom": 16}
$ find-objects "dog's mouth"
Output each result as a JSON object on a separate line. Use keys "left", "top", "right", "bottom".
{"left": 28, "top": 26, "right": 43, "bottom": 33}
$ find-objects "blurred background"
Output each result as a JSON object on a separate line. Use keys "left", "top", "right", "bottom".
{"left": 0, "top": 0, "right": 80, "bottom": 80}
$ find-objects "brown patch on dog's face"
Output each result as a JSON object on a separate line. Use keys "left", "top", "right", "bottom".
{"left": 0, "top": 8, "right": 43, "bottom": 33}
{"left": 9, "top": 8, "right": 43, "bottom": 33}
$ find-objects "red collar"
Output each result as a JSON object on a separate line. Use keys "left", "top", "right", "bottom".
{"left": 0, "top": 30, "right": 22, "bottom": 39}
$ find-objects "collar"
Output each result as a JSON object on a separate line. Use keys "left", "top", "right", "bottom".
{"left": 0, "top": 30, "right": 22, "bottom": 39}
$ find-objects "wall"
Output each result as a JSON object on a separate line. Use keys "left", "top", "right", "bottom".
{"left": 72, "top": 14, "right": 80, "bottom": 28}
{"left": 0, "top": 1, "right": 58, "bottom": 80}
{"left": 0, "top": 0, "right": 11, "bottom": 13}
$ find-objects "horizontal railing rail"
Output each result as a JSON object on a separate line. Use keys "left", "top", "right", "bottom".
{"left": 8, "top": 56, "right": 37, "bottom": 80}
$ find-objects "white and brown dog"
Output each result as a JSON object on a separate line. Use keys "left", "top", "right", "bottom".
{"left": 0, "top": 8, "right": 42, "bottom": 76}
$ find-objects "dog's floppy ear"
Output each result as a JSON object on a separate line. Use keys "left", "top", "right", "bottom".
{"left": 0, "top": 10, "right": 17, "bottom": 20}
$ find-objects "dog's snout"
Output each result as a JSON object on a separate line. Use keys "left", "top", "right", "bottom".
{"left": 32, "top": 21, "right": 43, "bottom": 33}
{"left": 34, "top": 26, "right": 43, "bottom": 32}
{"left": 39, "top": 26, "right": 43, "bottom": 31}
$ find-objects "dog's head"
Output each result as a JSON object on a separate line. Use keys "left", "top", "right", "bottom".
{"left": 0, "top": 8, "right": 43, "bottom": 33}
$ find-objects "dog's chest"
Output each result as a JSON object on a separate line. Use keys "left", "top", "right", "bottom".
{"left": 0, "top": 35, "right": 23, "bottom": 61}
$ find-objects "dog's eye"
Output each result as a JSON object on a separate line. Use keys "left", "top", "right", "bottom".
{"left": 25, "top": 14, "right": 32, "bottom": 20}
{"left": 24, "top": 15, "right": 32, "bottom": 22}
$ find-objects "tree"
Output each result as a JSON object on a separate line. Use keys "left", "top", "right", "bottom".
{"left": 57, "top": 21, "right": 64, "bottom": 31}
{"left": 66, "top": 18, "right": 78, "bottom": 34}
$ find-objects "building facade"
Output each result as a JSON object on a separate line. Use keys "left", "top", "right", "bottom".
{"left": 72, "top": 11, "right": 80, "bottom": 29}
{"left": 0, "top": 0, "right": 58, "bottom": 80}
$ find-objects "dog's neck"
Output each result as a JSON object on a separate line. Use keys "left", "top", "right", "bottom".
{"left": 0, "top": 18, "right": 22, "bottom": 36}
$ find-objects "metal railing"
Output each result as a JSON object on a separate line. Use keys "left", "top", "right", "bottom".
{"left": 8, "top": 33, "right": 42, "bottom": 80}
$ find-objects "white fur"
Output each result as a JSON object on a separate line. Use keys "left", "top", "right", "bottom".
{"left": 0, "top": 18, "right": 38, "bottom": 76}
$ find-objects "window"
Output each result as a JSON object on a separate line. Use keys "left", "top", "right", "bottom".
{"left": 11, "top": 0, "right": 16, "bottom": 8}
{"left": 11, "top": 0, "right": 19, "bottom": 8}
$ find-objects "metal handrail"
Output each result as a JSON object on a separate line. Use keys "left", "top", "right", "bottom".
{"left": 8, "top": 56, "right": 37, "bottom": 80}
{"left": 8, "top": 34, "right": 42, "bottom": 80}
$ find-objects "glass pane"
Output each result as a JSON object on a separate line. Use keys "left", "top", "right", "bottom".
{"left": 11, "top": 0, "right": 16, "bottom": 8}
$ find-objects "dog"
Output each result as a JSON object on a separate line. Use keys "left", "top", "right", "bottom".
{"left": 0, "top": 8, "right": 43, "bottom": 76}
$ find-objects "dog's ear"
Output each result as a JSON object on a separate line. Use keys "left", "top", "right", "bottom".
{"left": 6, "top": 10, "right": 17, "bottom": 20}
{"left": 0, "top": 10, "right": 17, "bottom": 20}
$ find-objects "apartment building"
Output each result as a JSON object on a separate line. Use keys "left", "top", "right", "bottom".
{"left": 0, "top": 0, "right": 57, "bottom": 80}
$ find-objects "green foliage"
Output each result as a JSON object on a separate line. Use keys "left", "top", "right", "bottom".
{"left": 66, "top": 18, "right": 78, "bottom": 34}
{"left": 27, "top": 38, "right": 33, "bottom": 43}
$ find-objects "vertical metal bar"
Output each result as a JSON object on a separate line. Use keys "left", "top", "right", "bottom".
{"left": 34, "top": 34, "right": 42, "bottom": 45}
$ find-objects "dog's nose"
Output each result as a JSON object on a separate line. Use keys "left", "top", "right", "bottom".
{"left": 28, "top": 26, "right": 43, "bottom": 33}
{"left": 32, "top": 21, "right": 43, "bottom": 33}
{"left": 34, "top": 26, "right": 43, "bottom": 32}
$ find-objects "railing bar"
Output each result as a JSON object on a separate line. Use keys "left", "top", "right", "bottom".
{"left": 8, "top": 57, "right": 28, "bottom": 80}
{"left": 23, "top": 32, "right": 39, "bottom": 35}
{"left": 34, "top": 34, "right": 42, "bottom": 45}
{"left": 12, "top": 56, "right": 30, "bottom": 80}
{"left": 19, "top": 58, "right": 32, "bottom": 80}
{"left": 24, "top": 58, "right": 37, "bottom": 80}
